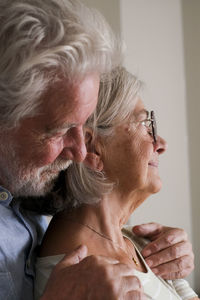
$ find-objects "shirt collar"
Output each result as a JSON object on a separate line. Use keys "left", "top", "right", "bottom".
{"left": 0, "top": 186, "right": 13, "bottom": 207}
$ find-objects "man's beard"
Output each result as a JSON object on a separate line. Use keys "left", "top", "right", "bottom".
{"left": 11, "top": 159, "right": 72, "bottom": 197}
{"left": 0, "top": 139, "right": 72, "bottom": 197}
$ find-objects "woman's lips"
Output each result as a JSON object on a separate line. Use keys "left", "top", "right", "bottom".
{"left": 148, "top": 161, "right": 159, "bottom": 167}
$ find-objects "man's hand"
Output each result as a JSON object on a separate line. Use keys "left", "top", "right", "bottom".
{"left": 133, "top": 223, "right": 194, "bottom": 280}
{"left": 40, "top": 245, "right": 147, "bottom": 300}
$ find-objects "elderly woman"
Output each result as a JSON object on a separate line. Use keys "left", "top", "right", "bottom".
{"left": 35, "top": 67, "right": 198, "bottom": 299}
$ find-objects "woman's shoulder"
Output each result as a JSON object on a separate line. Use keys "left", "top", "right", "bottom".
{"left": 34, "top": 254, "right": 65, "bottom": 300}
{"left": 122, "top": 225, "right": 150, "bottom": 252}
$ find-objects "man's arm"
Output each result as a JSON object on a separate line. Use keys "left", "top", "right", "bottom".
{"left": 40, "top": 245, "right": 146, "bottom": 300}
{"left": 133, "top": 222, "right": 194, "bottom": 280}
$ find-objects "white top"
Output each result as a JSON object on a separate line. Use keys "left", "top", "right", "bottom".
{"left": 122, "top": 226, "right": 197, "bottom": 300}
{"left": 34, "top": 226, "right": 198, "bottom": 300}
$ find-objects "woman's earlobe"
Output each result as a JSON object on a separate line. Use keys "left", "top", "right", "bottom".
{"left": 83, "top": 152, "right": 103, "bottom": 171}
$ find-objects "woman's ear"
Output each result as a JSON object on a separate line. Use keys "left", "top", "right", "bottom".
{"left": 83, "top": 128, "right": 104, "bottom": 171}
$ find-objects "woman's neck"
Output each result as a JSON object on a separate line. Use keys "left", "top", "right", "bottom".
{"left": 61, "top": 189, "right": 148, "bottom": 249}
{"left": 40, "top": 189, "right": 148, "bottom": 273}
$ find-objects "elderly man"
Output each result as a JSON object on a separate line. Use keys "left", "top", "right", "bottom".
{"left": 0, "top": 0, "right": 194, "bottom": 300}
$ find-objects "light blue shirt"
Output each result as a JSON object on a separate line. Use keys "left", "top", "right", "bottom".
{"left": 0, "top": 186, "right": 47, "bottom": 300}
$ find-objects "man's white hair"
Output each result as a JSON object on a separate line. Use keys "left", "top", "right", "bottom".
{"left": 0, "top": 0, "right": 122, "bottom": 127}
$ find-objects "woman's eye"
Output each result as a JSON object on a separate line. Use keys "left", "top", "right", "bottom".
{"left": 141, "top": 119, "right": 151, "bottom": 127}
{"left": 140, "top": 120, "right": 149, "bottom": 127}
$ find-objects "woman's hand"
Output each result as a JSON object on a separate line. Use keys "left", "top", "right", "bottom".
{"left": 132, "top": 222, "right": 194, "bottom": 280}
{"left": 40, "top": 244, "right": 147, "bottom": 300}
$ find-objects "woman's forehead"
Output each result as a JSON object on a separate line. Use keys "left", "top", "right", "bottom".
{"left": 132, "top": 99, "right": 148, "bottom": 118}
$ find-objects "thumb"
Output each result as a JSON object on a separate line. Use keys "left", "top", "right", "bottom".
{"left": 61, "top": 245, "right": 88, "bottom": 267}
{"left": 132, "top": 222, "right": 163, "bottom": 238}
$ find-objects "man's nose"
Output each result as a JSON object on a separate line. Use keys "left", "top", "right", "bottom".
{"left": 60, "top": 126, "right": 87, "bottom": 163}
{"left": 72, "top": 126, "right": 87, "bottom": 162}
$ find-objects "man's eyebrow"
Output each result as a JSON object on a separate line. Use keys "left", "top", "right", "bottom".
{"left": 46, "top": 123, "right": 77, "bottom": 135}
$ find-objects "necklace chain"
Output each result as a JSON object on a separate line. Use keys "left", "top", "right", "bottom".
{"left": 67, "top": 218, "right": 139, "bottom": 266}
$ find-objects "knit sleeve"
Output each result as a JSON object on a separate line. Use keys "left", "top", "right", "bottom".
{"left": 171, "top": 279, "right": 198, "bottom": 300}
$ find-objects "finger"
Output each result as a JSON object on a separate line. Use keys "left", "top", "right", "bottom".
{"left": 111, "top": 262, "right": 136, "bottom": 277}
{"left": 61, "top": 244, "right": 88, "bottom": 267}
{"left": 85, "top": 254, "right": 120, "bottom": 265}
{"left": 142, "top": 228, "right": 188, "bottom": 257}
{"left": 133, "top": 223, "right": 163, "bottom": 238}
{"left": 125, "top": 291, "right": 147, "bottom": 300}
{"left": 122, "top": 275, "right": 142, "bottom": 293}
{"left": 145, "top": 241, "right": 193, "bottom": 268}
{"left": 160, "top": 268, "right": 194, "bottom": 280}
{"left": 151, "top": 255, "right": 194, "bottom": 279}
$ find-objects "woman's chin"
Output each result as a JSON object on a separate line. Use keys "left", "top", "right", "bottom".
{"left": 149, "top": 178, "right": 162, "bottom": 194}
{"left": 146, "top": 168, "right": 163, "bottom": 194}
{"left": 137, "top": 177, "right": 162, "bottom": 197}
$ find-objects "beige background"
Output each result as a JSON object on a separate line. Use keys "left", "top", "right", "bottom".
{"left": 83, "top": 0, "right": 200, "bottom": 292}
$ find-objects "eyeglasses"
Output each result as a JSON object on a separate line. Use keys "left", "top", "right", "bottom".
{"left": 97, "top": 110, "right": 157, "bottom": 143}
{"left": 140, "top": 110, "right": 157, "bottom": 143}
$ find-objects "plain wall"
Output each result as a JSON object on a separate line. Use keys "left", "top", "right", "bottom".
{"left": 83, "top": 0, "right": 199, "bottom": 290}
{"left": 182, "top": 0, "right": 200, "bottom": 293}
{"left": 83, "top": 0, "right": 121, "bottom": 35}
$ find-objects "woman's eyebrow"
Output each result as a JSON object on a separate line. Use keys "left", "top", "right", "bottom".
{"left": 135, "top": 109, "right": 148, "bottom": 118}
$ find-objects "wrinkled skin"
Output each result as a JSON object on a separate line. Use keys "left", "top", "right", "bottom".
{"left": 133, "top": 222, "right": 194, "bottom": 280}
{"left": 40, "top": 245, "right": 147, "bottom": 300}
{"left": 40, "top": 222, "right": 197, "bottom": 300}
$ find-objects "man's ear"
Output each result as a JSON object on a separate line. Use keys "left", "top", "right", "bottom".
{"left": 83, "top": 128, "right": 103, "bottom": 171}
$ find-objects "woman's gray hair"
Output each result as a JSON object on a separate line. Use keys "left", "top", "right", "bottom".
{"left": 61, "top": 67, "right": 142, "bottom": 210}
{"left": 0, "top": 0, "right": 122, "bottom": 128}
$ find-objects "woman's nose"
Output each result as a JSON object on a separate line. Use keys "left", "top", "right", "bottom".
{"left": 154, "top": 135, "right": 168, "bottom": 154}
